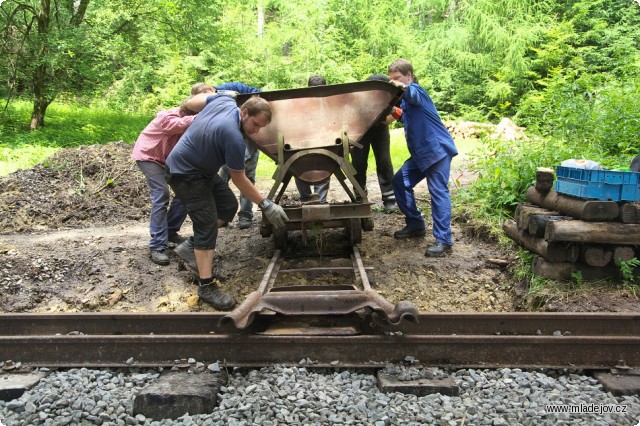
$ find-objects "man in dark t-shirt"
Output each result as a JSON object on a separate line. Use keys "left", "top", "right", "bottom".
{"left": 165, "top": 93, "right": 288, "bottom": 310}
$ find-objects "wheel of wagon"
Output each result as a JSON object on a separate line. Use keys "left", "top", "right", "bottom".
{"left": 361, "top": 217, "right": 374, "bottom": 231}
{"left": 273, "top": 227, "right": 288, "bottom": 251}
{"left": 347, "top": 218, "right": 362, "bottom": 245}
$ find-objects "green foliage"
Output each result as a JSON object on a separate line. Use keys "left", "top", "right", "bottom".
{"left": 0, "top": 0, "right": 98, "bottom": 127}
{"left": 517, "top": 74, "right": 640, "bottom": 161}
{"left": 0, "top": 100, "right": 149, "bottom": 175}
{"left": 1, "top": 0, "right": 639, "bottom": 218}
{"left": 616, "top": 258, "right": 640, "bottom": 294}
{"left": 571, "top": 270, "right": 584, "bottom": 286}
{"left": 456, "top": 135, "right": 572, "bottom": 218}
{"left": 418, "top": 0, "right": 552, "bottom": 119}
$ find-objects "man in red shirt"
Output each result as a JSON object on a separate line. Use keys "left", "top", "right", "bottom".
{"left": 131, "top": 89, "right": 212, "bottom": 265}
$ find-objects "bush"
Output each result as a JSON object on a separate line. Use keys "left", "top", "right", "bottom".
{"left": 456, "top": 135, "right": 573, "bottom": 219}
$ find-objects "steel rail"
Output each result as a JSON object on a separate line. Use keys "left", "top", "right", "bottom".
{"left": 1, "top": 312, "right": 639, "bottom": 369}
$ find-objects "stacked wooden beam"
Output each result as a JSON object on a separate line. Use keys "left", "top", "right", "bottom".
{"left": 504, "top": 169, "right": 640, "bottom": 281}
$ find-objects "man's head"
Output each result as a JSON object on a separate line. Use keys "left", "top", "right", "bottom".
{"left": 240, "top": 96, "right": 271, "bottom": 136}
{"left": 191, "top": 82, "right": 215, "bottom": 95}
{"left": 388, "top": 59, "right": 415, "bottom": 85}
{"left": 308, "top": 75, "right": 327, "bottom": 87}
{"left": 366, "top": 74, "right": 390, "bottom": 83}
{"left": 179, "top": 96, "right": 197, "bottom": 117}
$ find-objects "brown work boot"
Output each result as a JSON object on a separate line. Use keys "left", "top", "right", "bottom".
{"left": 198, "top": 281, "right": 235, "bottom": 311}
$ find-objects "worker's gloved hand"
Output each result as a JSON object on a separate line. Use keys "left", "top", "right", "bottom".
{"left": 259, "top": 199, "right": 288, "bottom": 229}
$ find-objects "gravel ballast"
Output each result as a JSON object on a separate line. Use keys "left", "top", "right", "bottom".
{"left": 1, "top": 364, "right": 639, "bottom": 425}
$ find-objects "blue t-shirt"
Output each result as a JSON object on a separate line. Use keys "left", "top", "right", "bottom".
{"left": 166, "top": 95, "right": 246, "bottom": 176}
{"left": 400, "top": 83, "right": 458, "bottom": 171}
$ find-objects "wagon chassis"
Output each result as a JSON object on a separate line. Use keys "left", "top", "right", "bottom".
{"left": 260, "top": 129, "right": 374, "bottom": 250}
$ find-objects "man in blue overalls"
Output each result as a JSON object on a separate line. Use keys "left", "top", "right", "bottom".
{"left": 388, "top": 58, "right": 458, "bottom": 257}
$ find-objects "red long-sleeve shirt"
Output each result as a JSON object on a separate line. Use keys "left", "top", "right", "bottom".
{"left": 131, "top": 107, "right": 196, "bottom": 165}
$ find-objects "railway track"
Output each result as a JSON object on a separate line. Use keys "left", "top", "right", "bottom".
{"left": 2, "top": 312, "right": 639, "bottom": 369}
{"left": 2, "top": 246, "right": 639, "bottom": 371}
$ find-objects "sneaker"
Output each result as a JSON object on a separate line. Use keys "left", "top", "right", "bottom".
{"left": 168, "top": 233, "right": 188, "bottom": 245}
{"left": 174, "top": 238, "right": 197, "bottom": 272}
{"left": 393, "top": 226, "right": 426, "bottom": 239}
{"left": 238, "top": 217, "right": 252, "bottom": 230}
{"left": 198, "top": 282, "right": 235, "bottom": 310}
{"left": 383, "top": 201, "right": 399, "bottom": 213}
{"left": 150, "top": 250, "right": 170, "bottom": 266}
{"left": 425, "top": 242, "right": 452, "bottom": 257}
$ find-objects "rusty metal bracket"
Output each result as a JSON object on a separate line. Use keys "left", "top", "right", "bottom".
{"left": 219, "top": 247, "right": 419, "bottom": 331}
{"left": 266, "top": 138, "right": 366, "bottom": 204}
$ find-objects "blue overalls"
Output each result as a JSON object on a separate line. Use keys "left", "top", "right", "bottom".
{"left": 392, "top": 83, "right": 458, "bottom": 245}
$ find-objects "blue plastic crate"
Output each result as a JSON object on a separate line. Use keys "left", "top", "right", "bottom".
{"left": 554, "top": 166, "right": 640, "bottom": 201}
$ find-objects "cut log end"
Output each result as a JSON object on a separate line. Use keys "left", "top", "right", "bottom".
{"left": 535, "top": 168, "right": 555, "bottom": 193}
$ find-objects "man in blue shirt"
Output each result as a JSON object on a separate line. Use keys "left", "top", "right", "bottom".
{"left": 388, "top": 58, "right": 458, "bottom": 257}
{"left": 210, "top": 82, "right": 262, "bottom": 229}
{"left": 165, "top": 93, "right": 288, "bottom": 309}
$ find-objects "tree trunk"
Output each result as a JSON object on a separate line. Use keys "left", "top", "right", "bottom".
{"left": 535, "top": 167, "right": 555, "bottom": 193}
{"left": 619, "top": 203, "right": 639, "bottom": 224}
{"left": 30, "top": 0, "right": 52, "bottom": 130}
{"left": 257, "top": 1, "right": 264, "bottom": 38}
{"left": 30, "top": 93, "right": 51, "bottom": 130}
{"left": 70, "top": 0, "right": 91, "bottom": 27}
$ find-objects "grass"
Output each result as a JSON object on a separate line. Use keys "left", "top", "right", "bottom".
{"left": 0, "top": 100, "right": 151, "bottom": 176}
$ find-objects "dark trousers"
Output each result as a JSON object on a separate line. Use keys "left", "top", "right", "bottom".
{"left": 165, "top": 172, "right": 238, "bottom": 250}
{"left": 351, "top": 124, "right": 395, "bottom": 203}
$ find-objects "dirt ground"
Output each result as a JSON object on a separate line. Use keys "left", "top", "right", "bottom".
{"left": 1, "top": 141, "right": 638, "bottom": 315}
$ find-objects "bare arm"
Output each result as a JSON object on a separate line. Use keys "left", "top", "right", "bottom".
{"left": 383, "top": 106, "right": 403, "bottom": 125}
{"left": 383, "top": 115, "right": 395, "bottom": 125}
{"left": 183, "top": 93, "right": 210, "bottom": 113}
{"left": 228, "top": 169, "right": 265, "bottom": 205}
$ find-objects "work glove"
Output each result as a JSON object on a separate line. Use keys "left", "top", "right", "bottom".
{"left": 259, "top": 199, "right": 289, "bottom": 229}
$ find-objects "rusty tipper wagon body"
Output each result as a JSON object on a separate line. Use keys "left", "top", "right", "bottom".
{"left": 237, "top": 80, "right": 404, "bottom": 249}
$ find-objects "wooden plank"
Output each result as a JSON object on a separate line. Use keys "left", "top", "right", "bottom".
{"left": 503, "top": 220, "right": 579, "bottom": 263}
{"left": 613, "top": 246, "right": 636, "bottom": 263}
{"left": 377, "top": 372, "right": 459, "bottom": 397}
{"left": 526, "top": 187, "right": 619, "bottom": 221}
{"left": 535, "top": 167, "right": 555, "bottom": 193}
{"left": 531, "top": 256, "right": 621, "bottom": 281}
{"left": 515, "top": 204, "right": 557, "bottom": 230}
{"left": 527, "top": 215, "right": 573, "bottom": 238}
{"left": 545, "top": 220, "right": 640, "bottom": 245}
{"left": 580, "top": 245, "right": 613, "bottom": 267}
{"left": 619, "top": 203, "right": 638, "bottom": 224}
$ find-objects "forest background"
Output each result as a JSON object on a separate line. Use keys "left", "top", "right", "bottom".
{"left": 1, "top": 0, "right": 639, "bottom": 226}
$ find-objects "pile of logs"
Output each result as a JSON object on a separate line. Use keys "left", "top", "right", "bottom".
{"left": 503, "top": 168, "right": 640, "bottom": 281}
